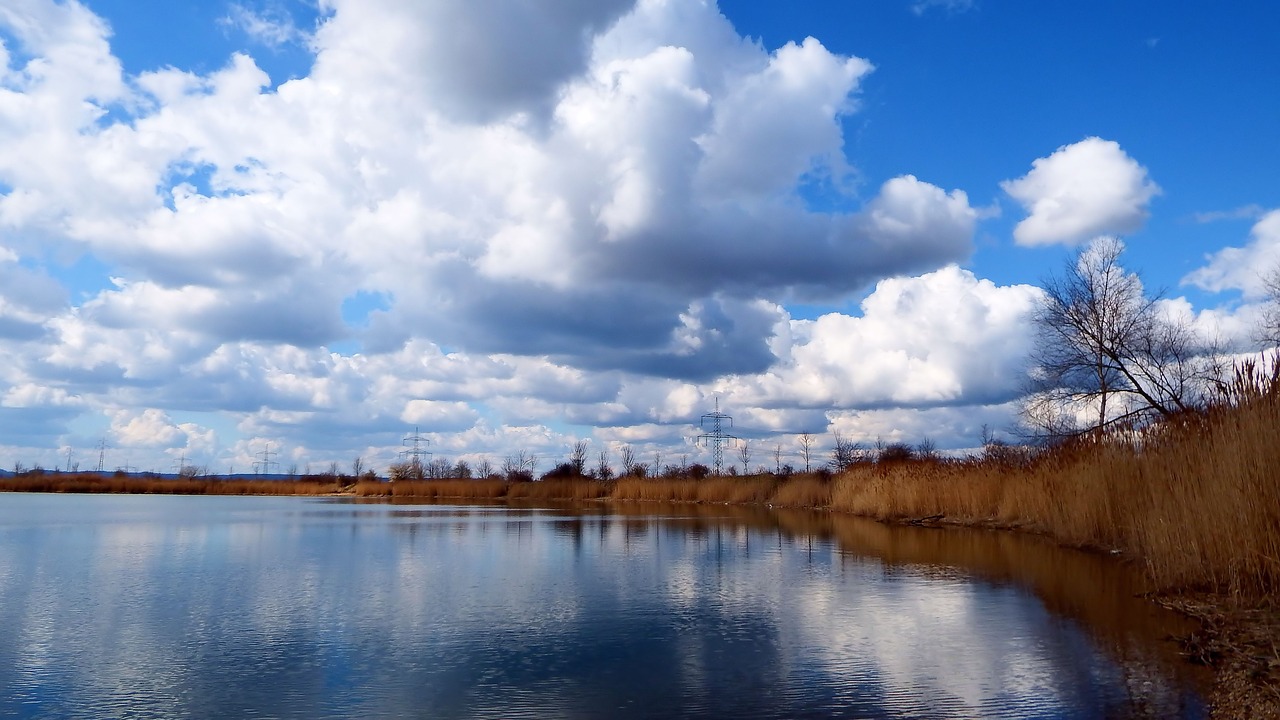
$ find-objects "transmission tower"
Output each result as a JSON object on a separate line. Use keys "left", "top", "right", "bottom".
{"left": 256, "top": 443, "right": 279, "bottom": 475}
{"left": 97, "top": 438, "right": 108, "bottom": 473}
{"left": 696, "top": 398, "right": 738, "bottom": 475}
{"left": 401, "top": 426, "right": 432, "bottom": 468}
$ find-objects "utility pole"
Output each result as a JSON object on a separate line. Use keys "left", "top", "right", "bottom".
{"left": 696, "top": 398, "right": 738, "bottom": 476}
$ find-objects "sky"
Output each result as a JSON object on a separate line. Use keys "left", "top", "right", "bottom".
{"left": 0, "top": 0, "right": 1277, "bottom": 475}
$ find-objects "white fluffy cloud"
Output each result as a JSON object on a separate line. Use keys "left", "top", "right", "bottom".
{"left": 0, "top": 0, "right": 1047, "bottom": 470}
{"left": 1183, "top": 210, "right": 1280, "bottom": 297}
{"left": 729, "top": 266, "right": 1042, "bottom": 409}
{"left": 2, "top": 0, "right": 978, "bottom": 371}
{"left": 1001, "top": 137, "right": 1160, "bottom": 247}
{"left": 108, "top": 408, "right": 185, "bottom": 449}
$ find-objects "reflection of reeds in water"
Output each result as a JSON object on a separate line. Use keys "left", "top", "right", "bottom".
{"left": 776, "top": 509, "right": 1170, "bottom": 638}
{"left": 776, "top": 509, "right": 1214, "bottom": 703}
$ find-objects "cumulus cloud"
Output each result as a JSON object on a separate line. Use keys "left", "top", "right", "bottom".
{"left": 109, "top": 408, "right": 185, "bottom": 448}
{"left": 0, "top": 0, "right": 1022, "bottom": 469}
{"left": 1001, "top": 137, "right": 1160, "bottom": 247}
{"left": 727, "top": 266, "right": 1042, "bottom": 410}
{"left": 2, "top": 0, "right": 978, "bottom": 375}
{"left": 310, "top": 0, "right": 637, "bottom": 123}
{"left": 1183, "top": 210, "right": 1280, "bottom": 297}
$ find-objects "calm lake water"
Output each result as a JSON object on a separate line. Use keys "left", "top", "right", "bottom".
{"left": 0, "top": 493, "right": 1205, "bottom": 719}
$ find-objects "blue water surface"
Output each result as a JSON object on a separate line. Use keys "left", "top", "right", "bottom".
{"left": 0, "top": 494, "right": 1204, "bottom": 719}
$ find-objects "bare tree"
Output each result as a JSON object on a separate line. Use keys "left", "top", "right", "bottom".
{"left": 502, "top": 450, "right": 537, "bottom": 479}
{"left": 620, "top": 445, "right": 643, "bottom": 477}
{"left": 477, "top": 457, "right": 493, "bottom": 479}
{"left": 737, "top": 440, "right": 751, "bottom": 475}
{"left": 1258, "top": 266, "right": 1280, "bottom": 348}
{"left": 773, "top": 443, "right": 782, "bottom": 474}
{"left": 829, "top": 431, "right": 860, "bottom": 472}
{"left": 569, "top": 440, "right": 589, "bottom": 476}
{"left": 388, "top": 461, "right": 419, "bottom": 482}
{"left": 351, "top": 456, "right": 364, "bottom": 478}
{"left": 798, "top": 432, "right": 814, "bottom": 473}
{"left": 1023, "top": 238, "right": 1221, "bottom": 439}
{"left": 595, "top": 449, "right": 612, "bottom": 480}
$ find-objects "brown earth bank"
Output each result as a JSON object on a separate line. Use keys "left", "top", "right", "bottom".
{"left": 3, "top": 384, "right": 1279, "bottom": 715}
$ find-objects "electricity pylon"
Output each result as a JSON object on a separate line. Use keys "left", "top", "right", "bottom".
{"left": 696, "top": 398, "right": 738, "bottom": 475}
{"left": 401, "top": 426, "right": 432, "bottom": 469}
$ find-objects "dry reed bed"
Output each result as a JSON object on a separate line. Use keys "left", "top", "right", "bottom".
{"left": 0, "top": 475, "right": 346, "bottom": 496}
{"left": 829, "top": 395, "right": 1280, "bottom": 597}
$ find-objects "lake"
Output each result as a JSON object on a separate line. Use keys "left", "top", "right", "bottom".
{"left": 0, "top": 493, "right": 1206, "bottom": 718}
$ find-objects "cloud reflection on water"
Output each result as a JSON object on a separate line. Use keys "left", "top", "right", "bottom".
{"left": 0, "top": 495, "right": 1205, "bottom": 718}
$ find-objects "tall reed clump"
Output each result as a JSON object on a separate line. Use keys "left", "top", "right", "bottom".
{"left": 0, "top": 474, "right": 349, "bottom": 496}
{"left": 612, "top": 477, "right": 702, "bottom": 502}
{"left": 769, "top": 475, "right": 832, "bottom": 508}
{"left": 1124, "top": 397, "right": 1280, "bottom": 595}
{"left": 364, "top": 479, "right": 509, "bottom": 499}
{"left": 830, "top": 364, "right": 1280, "bottom": 597}
{"left": 508, "top": 479, "right": 613, "bottom": 500}
{"left": 612, "top": 475, "right": 778, "bottom": 504}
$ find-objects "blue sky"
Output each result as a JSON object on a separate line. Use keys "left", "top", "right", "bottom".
{"left": 0, "top": 0, "right": 1277, "bottom": 474}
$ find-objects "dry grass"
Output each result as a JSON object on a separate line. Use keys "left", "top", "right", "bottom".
{"left": 0, "top": 475, "right": 347, "bottom": 496}
{"left": 350, "top": 478, "right": 615, "bottom": 501}
{"left": 611, "top": 475, "right": 778, "bottom": 503}
{"left": 350, "top": 478, "right": 507, "bottom": 499}
{"left": 612, "top": 477, "right": 701, "bottom": 502}
{"left": 769, "top": 475, "right": 831, "bottom": 507}
{"left": 507, "top": 478, "right": 613, "bottom": 500}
